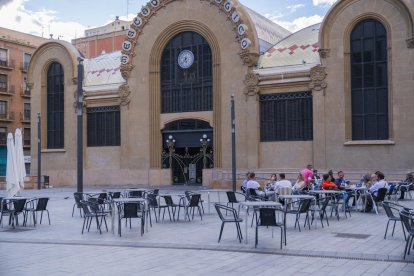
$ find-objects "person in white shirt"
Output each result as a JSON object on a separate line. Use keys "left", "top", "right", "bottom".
{"left": 273, "top": 173, "right": 292, "bottom": 192}
{"left": 369, "top": 171, "right": 388, "bottom": 197}
{"left": 246, "top": 172, "right": 275, "bottom": 200}
{"left": 241, "top": 172, "right": 250, "bottom": 193}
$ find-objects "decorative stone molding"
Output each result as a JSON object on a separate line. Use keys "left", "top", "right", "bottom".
{"left": 72, "top": 77, "right": 78, "bottom": 85}
{"left": 120, "top": 64, "right": 135, "bottom": 80}
{"left": 407, "top": 37, "right": 414, "bottom": 48}
{"left": 118, "top": 84, "right": 131, "bottom": 107}
{"left": 243, "top": 72, "right": 260, "bottom": 100}
{"left": 239, "top": 50, "right": 259, "bottom": 67}
{"left": 27, "top": 82, "right": 34, "bottom": 89}
{"left": 120, "top": 0, "right": 258, "bottom": 80}
{"left": 309, "top": 65, "right": 327, "bottom": 95}
{"left": 318, "top": 48, "right": 330, "bottom": 59}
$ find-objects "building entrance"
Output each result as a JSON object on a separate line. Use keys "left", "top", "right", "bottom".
{"left": 161, "top": 120, "right": 213, "bottom": 185}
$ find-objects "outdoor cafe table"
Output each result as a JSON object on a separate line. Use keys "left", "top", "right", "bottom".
{"left": 311, "top": 190, "right": 346, "bottom": 214}
{"left": 111, "top": 198, "right": 147, "bottom": 234}
{"left": 277, "top": 195, "right": 315, "bottom": 199}
{"left": 0, "top": 197, "right": 34, "bottom": 228}
{"left": 199, "top": 189, "right": 227, "bottom": 214}
{"left": 124, "top": 188, "right": 149, "bottom": 198}
{"left": 239, "top": 201, "right": 282, "bottom": 244}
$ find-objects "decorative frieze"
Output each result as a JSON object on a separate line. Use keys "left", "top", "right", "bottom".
{"left": 118, "top": 84, "right": 131, "bottom": 107}
{"left": 318, "top": 48, "right": 330, "bottom": 59}
{"left": 309, "top": 65, "right": 327, "bottom": 95}
{"left": 243, "top": 72, "right": 260, "bottom": 100}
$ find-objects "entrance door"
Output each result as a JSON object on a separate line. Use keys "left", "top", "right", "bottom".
{"left": 161, "top": 119, "right": 213, "bottom": 185}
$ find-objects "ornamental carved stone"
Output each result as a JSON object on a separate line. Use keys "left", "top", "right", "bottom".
{"left": 309, "top": 65, "right": 327, "bottom": 95}
{"left": 243, "top": 72, "right": 260, "bottom": 100}
{"left": 119, "top": 84, "right": 131, "bottom": 107}
{"left": 120, "top": 64, "right": 135, "bottom": 80}
{"left": 239, "top": 50, "right": 259, "bottom": 67}
{"left": 318, "top": 48, "right": 330, "bottom": 59}
{"left": 406, "top": 37, "right": 414, "bottom": 48}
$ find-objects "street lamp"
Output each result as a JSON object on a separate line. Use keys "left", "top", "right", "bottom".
{"left": 165, "top": 135, "right": 175, "bottom": 168}
{"left": 200, "top": 134, "right": 210, "bottom": 169}
{"left": 77, "top": 57, "right": 84, "bottom": 193}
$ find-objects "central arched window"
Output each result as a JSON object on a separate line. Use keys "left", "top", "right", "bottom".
{"left": 161, "top": 31, "right": 212, "bottom": 113}
{"left": 351, "top": 19, "right": 388, "bottom": 140}
{"left": 47, "top": 62, "right": 64, "bottom": 148}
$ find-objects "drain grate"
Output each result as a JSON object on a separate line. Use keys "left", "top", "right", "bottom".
{"left": 0, "top": 228, "right": 35, "bottom": 233}
{"left": 332, "top": 232, "right": 370, "bottom": 239}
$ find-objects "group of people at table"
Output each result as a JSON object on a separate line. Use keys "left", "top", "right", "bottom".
{"left": 241, "top": 164, "right": 413, "bottom": 212}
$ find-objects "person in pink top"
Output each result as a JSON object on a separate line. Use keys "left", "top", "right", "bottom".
{"left": 301, "top": 164, "right": 314, "bottom": 188}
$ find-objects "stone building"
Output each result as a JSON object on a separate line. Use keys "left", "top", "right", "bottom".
{"left": 28, "top": 0, "right": 414, "bottom": 187}
{"left": 0, "top": 27, "right": 47, "bottom": 175}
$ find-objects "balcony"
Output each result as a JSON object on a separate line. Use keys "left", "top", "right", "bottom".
{"left": 0, "top": 59, "right": 15, "bottom": 70}
{"left": 21, "top": 86, "right": 30, "bottom": 97}
{"left": 0, "top": 85, "right": 15, "bottom": 95}
{"left": 20, "top": 61, "right": 30, "bottom": 72}
{"left": 0, "top": 111, "right": 15, "bottom": 121}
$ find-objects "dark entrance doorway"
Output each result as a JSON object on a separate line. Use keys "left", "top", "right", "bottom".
{"left": 162, "top": 119, "right": 213, "bottom": 185}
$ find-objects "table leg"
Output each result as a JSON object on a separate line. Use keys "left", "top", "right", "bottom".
{"left": 245, "top": 207, "right": 248, "bottom": 244}
{"left": 208, "top": 192, "right": 211, "bottom": 214}
{"left": 111, "top": 202, "right": 115, "bottom": 235}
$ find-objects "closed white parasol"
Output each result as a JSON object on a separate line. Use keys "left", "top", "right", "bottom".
{"left": 6, "top": 133, "right": 19, "bottom": 197}
{"left": 15, "top": 128, "right": 26, "bottom": 190}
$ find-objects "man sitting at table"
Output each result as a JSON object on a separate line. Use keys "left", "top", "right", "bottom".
{"left": 322, "top": 174, "right": 338, "bottom": 190}
{"left": 246, "top": 172, "right": 275, "bottom": 200}
{"left": 334, "top": 171, "right": 353, "bottom": 207}
{"left": 273, "top": 173, "right": 292, "bottom": 193}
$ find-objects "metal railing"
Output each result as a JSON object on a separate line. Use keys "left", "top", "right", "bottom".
{"left": 0, "top": 59, "right": 15, "bottom": 68}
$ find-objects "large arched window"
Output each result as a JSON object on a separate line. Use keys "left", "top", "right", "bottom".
{"left": 161, "top": 31, "right": 212, "bottom": 113}
{"left": 47, "top": 62, "right": 64, "bottom": 148}
{"left": 351, "top": 19, "right": 388, "bottom": 140}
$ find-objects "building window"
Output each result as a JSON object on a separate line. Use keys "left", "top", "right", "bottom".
{"left": 23, "top": 128, "right": 30, "bottom": 146}
{"left": 259, "top": 92, "right": 313, "bottom": 142}
{"left": 47, "top": 62, "right": 64, "bottom": 149}
{"left": 351, "top": 19, "right": 388, "bottom": 140}
{"left": 161, "top": 31, "right": 212, "bottom": 113}
{"left": 24, "top": 103, "right": 30, "bottom": 120}
{"left": 0, "top": 48, "right": 7, "bottom": 67}
{"left": 23, "top": 53, "right": 31, "bottom": 71}
{"left": 87, "top": 106, "right": 120, "bottom": 147}
{"left": 0, "top": 74, "right": 7, "bottom": 92}
{"left": 0, "top": 127, "right": 6, "bottom": 144}
{"left": 0, "top": 101, "right": 7, "bottom": 119}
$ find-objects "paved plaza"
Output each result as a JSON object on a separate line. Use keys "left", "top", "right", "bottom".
{"left": 1, "top": 187, "right": 414, "bottom": 275}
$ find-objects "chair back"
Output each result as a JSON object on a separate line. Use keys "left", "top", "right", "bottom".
{"left": 128, "top": 190, "right": 144, "bottom": 198}
{"left": 97, "top": 193, "right": 107, "bottom": 204}
{"left": 257, "top": 208, "right": 277, "bottom": 226}
{"left": 111, "top": 192, "right": 121, "bottom": 199}
{"left": 298, "top": 198, "right": 312, "bottom": 213}
{"left": 248, "top": 188, "right": 258, "bottom": 197}
{"left": 278, "top": 187, "right": 292, "bottom": 196}
{"left": 376, "top": 188, "right": 388, "bottom": 202}
{"left": 215, "top": 204, "right": 238, "bottom": 221}
{"left": 35, "top": 198, "right": 49, "bottom": 211}
{"left": 152, "top": 189, "right": 160, "bottom": 196}
{"left": 0, "top": 198, "right": 8, "bottom": 211}
{"left": 320, "top": 196, "right": 330, "bottom": 211}
{"left": 120, "top": 203, "right": 141, "bottom": 218}
{"left": 13, "top": 199, "right": 27, "bottom": 213}
{"left": 80, "top": 200, "right": 93, "bottom": 216}
{"left": 383, "top": 201, "right": 399, "bottom": 219}
{"left": 146, "top": 194, "right": 158, "bottom": 208}
{"left": 399, "top": 211, "right": 414, "bottom": 232}
{"left": 74, "top": 192, "right": 83, "bottom": 207}
{"left": 226, "top": 191, "right": 238, "bottom": 203}
{"left": 163, "top": 196, "right": 174, "bottom": 206}
{"left": 188, "top": 194, "right": 201, "bottom": 207}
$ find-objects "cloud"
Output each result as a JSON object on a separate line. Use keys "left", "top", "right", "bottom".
{"left": 287, "top": 4, "right": 305, "bottom": 13}
{"left": 312, "top": 0, "right": 338, "bottom": 6}
{"left": 0, "top": 0, "right": 87, "bottom": 41}
{"left": 273, "top": 14, "right": 324, "bottom": 33}
{"left": 0, "top": 0, "right": 13, "bottom": 8}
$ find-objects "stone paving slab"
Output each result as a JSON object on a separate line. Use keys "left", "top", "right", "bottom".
{"left": 1, "top": 187, "right": 414, "bottom": 275}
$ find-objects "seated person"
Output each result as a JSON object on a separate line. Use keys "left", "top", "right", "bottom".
{"left": 322, "top": 174, "right": 337, "bottom": 190}
{"left": 241, "top": 172, "right": 250, "bottom": 193}
{"left": 362, "top": 172, "right": 389, "bottom": 211}
{"left": 293, "top": 173, "right": 306, "bottom": 194}
{"left": 334, "top": 171, "right": 353, "bottom": 207}
{"left": 246, "top": 172, "right": 275, "bottom": 200}
{"left": 399, "top": 172, "right": 413, "bottom": 200}
{"left": 273, "top": 173, "right": 292, "bottom": 192}
{"left": 265, "top": 173, "right": 277, "bottom": 191}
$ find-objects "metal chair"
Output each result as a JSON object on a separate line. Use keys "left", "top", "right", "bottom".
{"left": 399, "top": 210, "right": 414, "bottom": 259}
{"left": 383, "top": 201, "right": 406, "bottom": 239}
{"left": 72, "top": 192, "right": 84, "bottom": 217}
{"left": 310, "top": 196, "right": 330, "bottom": 228}
{"left": 0, "top": 198, "right": 27, "bottom": 228}
{"left": 79, "top": 200, "right": 108, "bottom": 235}
{"left": 116, "top": 201, "right": 145, "bottom": 237}
{"left": 214, "top": 204, "right": 243, "bottom": 243}
{"left": 24, "top": 198, "right": 50, "bottom": 226}
{"left": 178, "top": 193, "right": 203, "bottom": 221}
{"left": 255, "top": 208, "right": 285, "bottom": 249}
{"left": 226, "top": 191, "right": 245, "bottom": 215}
{"left": 284, "top": 198, "right": 312, "bottom": 232}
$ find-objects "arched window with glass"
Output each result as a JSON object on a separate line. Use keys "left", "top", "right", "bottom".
{"left": 351, "top": 19, "right": 388, "bottom": 140}
{"left": 161, "top": 31, "right": 212, "bottom": 113}
{"left": 47, "top": 62, "right": 64, "bottom": 148}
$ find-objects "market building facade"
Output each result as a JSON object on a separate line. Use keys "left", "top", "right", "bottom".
{"left": 28, "top": 0, "right": 414, "bottom": 187}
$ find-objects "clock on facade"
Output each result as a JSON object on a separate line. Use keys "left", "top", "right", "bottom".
{"left": 177, "top": 50, "right": 194, "bottom": 69}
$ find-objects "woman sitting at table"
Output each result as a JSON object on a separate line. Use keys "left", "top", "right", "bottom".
{"left": 293, "top": 174, "right": 306, "bottom": 194}
{"left": 265, "top": 174, "right": 277, "bottom": 191}
{"left": 322, "top": 174, "right": 338, "bottom": 190}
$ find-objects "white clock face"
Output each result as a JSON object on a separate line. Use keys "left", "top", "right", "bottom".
{"left": 178, "top": 50, "right": 194, "bottom": 69}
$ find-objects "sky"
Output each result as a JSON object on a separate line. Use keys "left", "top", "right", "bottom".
{"left": 0, "top": 0, "right": 338, "bottom": 41}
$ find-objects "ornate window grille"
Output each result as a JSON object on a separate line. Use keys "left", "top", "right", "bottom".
{"left": 47, "top": 62, "right": 64, "bottom": 149}
{"left": 87, "top": 106, "right": 120, "bottom": 147}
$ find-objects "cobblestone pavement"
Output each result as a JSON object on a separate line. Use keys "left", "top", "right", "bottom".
{"left": 1, "top": 187, "right": 414, "bottom": 275}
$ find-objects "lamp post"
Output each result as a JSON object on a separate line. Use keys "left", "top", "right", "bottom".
{"left": 231, "top": 94, "right": 236, "bottom": 192}
{"left": 200, "top": 134, "right": 210, "bottom": 169}
{"left": 165, "top": 135, "right": 175, "bottom": 169}
{"left": 77, "top": 57, "right": 84, "bottom": 193}
{"left": 37, "top": 112, "right": 41, "bottom": 190}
